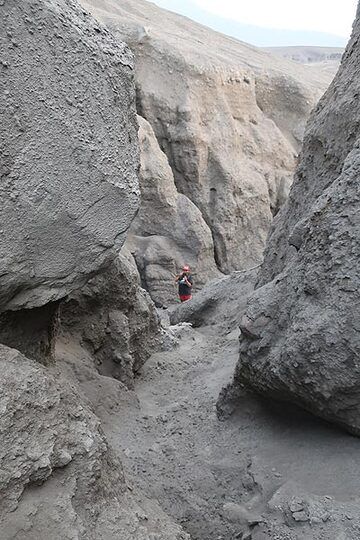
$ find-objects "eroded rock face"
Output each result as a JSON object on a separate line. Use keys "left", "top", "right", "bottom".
{"left": 0, "top": 0, "right": 139, "bottom": 313}
{"left": 0, "top": 344, "right": 189, "bottom": 539}
{"left": 61, "top": 249, "right": 161, "bottom": 388}
{"left": 125, "top": 116, "right": 220, "bottom": 306}
{"left": 82, "top": 0, "right": 333, "bottom": 274}
{"left": 234, "top": 5, "right": 360, "bottom": 435}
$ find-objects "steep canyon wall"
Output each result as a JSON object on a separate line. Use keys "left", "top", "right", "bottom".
{"left": 81, "top": 0, "right": 334, "bottom": 302}
{"left": 0, "top": 1, "right": 187, "bottom": 538}
{"left": 234, "top": 4, "right": 360, "bottom": 435}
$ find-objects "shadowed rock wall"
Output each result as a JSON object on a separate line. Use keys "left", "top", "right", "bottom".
{"left": 61, "top": 249, "right": 161, "bottom": 388}
{"left": 234, "top": 3, "right": 360, "bottom": 435}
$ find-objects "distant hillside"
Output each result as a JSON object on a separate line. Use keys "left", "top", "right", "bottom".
{"left": 264, "top": 46, "right": 344, "bottom": 63}
{"left": 265, "top": 46, "right": 344, "bottom": 77}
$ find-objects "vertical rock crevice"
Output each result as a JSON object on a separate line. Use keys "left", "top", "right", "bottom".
{"left": 81, "top": 0, "right": 333, "bottom": 275}
{"left": 125, "top": 115, "right": 221, "bottom": 306}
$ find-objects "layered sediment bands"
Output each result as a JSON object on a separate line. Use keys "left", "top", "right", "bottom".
{"left": 0, "top": 0, "right": 139, "bottom": 313}
{"left": 234, "top": 3, "right": 360, "bottom": 435}
{"left": 82, "top": 0, "right": 333, "bottom": 273}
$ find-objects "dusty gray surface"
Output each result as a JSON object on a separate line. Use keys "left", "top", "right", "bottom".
{"left": 2, "top": 2, "right": 360, "bottom": 539}
{"left": 0, "top": 0, "right": 139, "bottom": 313}
{"left": 125, "top": 117, "right": 220, "bottom": 306}
{"left": 233, "top": 4, "right": 360, "bottom": 434}
{"left": 61, "top": 248, "right": 161, "bottom": 388}
{"left": 81, "top": 0, "right": 333, "bottom": 275}
{"left": 73, "top": 315, "right": 360, "bottom": 540}
{"left": 56, "top": 270, "right": 360, "bottom": 540}
{"left": 0, "top": 343, "right": 189, "bottom": 540}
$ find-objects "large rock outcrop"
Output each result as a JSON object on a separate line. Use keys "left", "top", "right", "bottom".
{"left": 0, "top": 0, "right": 139, "bottom": 314}
{"left": 61, "top": 249, "right": 161, "bottom": 388}
{"left": 81, "top": 0, "right": 333, "bottom": 275}
{"left": 0, "top": 344, "right": 189, "bottom": 539}
{"left": 234, "top": 5, "right": 360, "bottom": 435}
{"left": 0, "top": 2, "right": 189, "bottom": 538}
{"left": 125, "top": 116, "right": 220, "bottom": 306}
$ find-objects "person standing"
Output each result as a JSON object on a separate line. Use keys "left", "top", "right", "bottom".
{"left": 175, "top": 265, "right": 193, "bottom": 302}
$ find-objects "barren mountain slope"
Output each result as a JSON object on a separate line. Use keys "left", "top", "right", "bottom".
{"left": 265, "top": 46, "right": 344, "bottom": 64}
{"left": 81, "top": 0, "right": 334, "bottom": 276}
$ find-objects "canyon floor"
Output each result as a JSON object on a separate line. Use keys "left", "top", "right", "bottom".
{"left": 58, "top": 310, "right": 360, "bottom": 540}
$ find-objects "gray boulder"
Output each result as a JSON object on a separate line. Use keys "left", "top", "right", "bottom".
{"left": 234, "top": 4, "right": 360, "bottom": 435}
{"left": 60, "top": 249, "right": 161, "bottom": 388}
{"left": 0, "top": 0, "right": 139, "bottom": 313}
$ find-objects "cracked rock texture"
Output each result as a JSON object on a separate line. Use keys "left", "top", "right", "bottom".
{"left": 0, "top": 0, "right": 139, "bottom": 313}
{"left": 234, "top": 4, "right": 360, "bottom": 435}
{"left": 61, "top": 248, "right": 162, "bottom": 388}
{"left": 82, "top": 0, "right": 333, "bottom": 275}
{"left": 125, "top": 116, "right": 221, "bottom": 306}
{"left": 0, "top": 344, "right": 189, "bottom": 540}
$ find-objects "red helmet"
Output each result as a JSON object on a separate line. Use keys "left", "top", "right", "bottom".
{"left": 182, "top": 265, "right": 190, "bottom": 272}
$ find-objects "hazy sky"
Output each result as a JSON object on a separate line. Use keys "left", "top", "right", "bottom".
{"left": 192, "top": 0, "right": 356, "bottom": 37}
{"left": 152, "top": 0, "right": 358, "bottom": 46}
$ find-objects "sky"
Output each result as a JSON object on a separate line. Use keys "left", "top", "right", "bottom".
{"left": 152, "top": 0, "right": 358, "bottom": 47}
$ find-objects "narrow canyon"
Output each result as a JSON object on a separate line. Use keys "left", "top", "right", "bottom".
{"left": 1, "top": 1, "right": 359, "bottom": 539}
